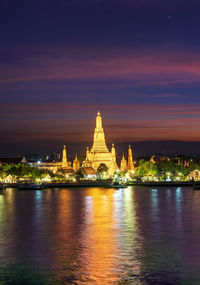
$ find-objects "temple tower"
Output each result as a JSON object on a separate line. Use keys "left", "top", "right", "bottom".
{"left": 111, "top": 144, "right": 118, "bottom": 171}
{"left": 90, "top": 111, "right": 109, "bottom": 153}
{"left": 82, "top": 146, "right": 91, "bottom": 167}
{"left": 62, "top": 145, "right": 68, "bottom": 168}
{"left": 73, "top": 154, "right": 80, "bottom": 172}
{"left": 121, "top": 153, "right": 127, "bottom": 172}
{"left": 127, "top": 145, "right": 134, "bottom": 171}
{"left": 82, "top": 111, "right": 117, "bottom": 174}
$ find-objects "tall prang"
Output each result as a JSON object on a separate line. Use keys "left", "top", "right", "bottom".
{"left": 111, "top": 144, "right": 118, "bottom": 170}
{"left": 73, "top": 154, "right": 80, "bottom": 172}
{"left": 82, "top": 111, "right": 118, "bottom": 174}
{"left": 120, "top": 153, "right": 127, "bottom": 172}
{"left": 90, "top": 111, "right": 109, "bottom": 153}
{"left": 62, "top": 145, "right": 68, "bottom": 168}
{"left": 127, "top": 145, "right": 134, "bottom": 171}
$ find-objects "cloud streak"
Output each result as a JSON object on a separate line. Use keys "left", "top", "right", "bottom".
{"left": 1, "top": 102, "right": 200, "bottom": 144}
{"left": 1, "top": 46, "right": 200, "bottom": 88}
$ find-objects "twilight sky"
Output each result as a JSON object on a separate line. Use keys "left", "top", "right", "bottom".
{"left": 1, "top": 0, "right": 200, "bottom": 155}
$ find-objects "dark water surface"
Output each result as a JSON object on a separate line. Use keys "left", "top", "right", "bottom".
{"left": 0, "top": 187, "right": 200, "bottom": 284}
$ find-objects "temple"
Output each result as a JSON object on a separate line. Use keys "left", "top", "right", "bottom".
{"left": 73, "top": 154, "right": 80, "bottom": 172}
{"left": 120, "top": 153, "right": 127, "bottom": 172}
{"left": 34, "top": 112, "right": 134, "bottom": 177}
{"left": 62, "top": 145, "right": 68, "bottom": 168}
{"left": 127, "top": 145, "right": 134, "bottom": 172}
{"left": 82, "top": 111, "right": 118, "bottom": 174}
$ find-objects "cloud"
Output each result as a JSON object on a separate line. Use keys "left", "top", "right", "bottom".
{"left": 1, "top": 102, "right": 200, "bottom": 143}
{"left": 1, "top": 46, "right": 200, "bottom": 88}
{"left": 1, "top": 102, "right": 200, "bottom": 118}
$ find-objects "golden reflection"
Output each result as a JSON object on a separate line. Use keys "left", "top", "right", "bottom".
{"left": 0, "top": 194, "right": 5, "bottom": 222}
{"left": 0, "top": 194, "right": 5, "bottom": 235}
{"left": 0, "top": 189, "right": 17, "bottom": 262}
{"left": 124, "top": 187, "right": 136, "bottom": 227}
{"left": 79, "top": 188, "right": 119, "bottom": 284}
{"left": 50, "top": 190, "right": 78, "bottom": 276}
{"left": 49, "top": 188, "right": 142, "bottom": 284}
{"left": 122, "top": 188, "right": 141, "bottom": 277}
{"left": 4, "top": 188, "right": 15, "bottom": 224}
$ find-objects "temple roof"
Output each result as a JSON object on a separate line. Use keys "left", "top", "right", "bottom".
{"left": 90, "top": 111, "right": 109, "bottom": 153}
{"left": 80, "top": 167, "right": 96, "bottom": 176}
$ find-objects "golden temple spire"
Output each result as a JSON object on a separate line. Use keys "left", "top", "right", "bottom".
{"left": 91, "top": 111, "right": 109, "bottom": 153}
{"left": 111, "top": 144, "right": 116, "bottom": 158}
{"left": 128, "top": 145, "right": 134, "bottom": 171}
{"left": 111, "top": 143, "right": 118, "bottom": 172}
{"left": 82, "top": 111, "right": 118, "bottom": 174}
{"left": 96, "top": 111, "right": 102, "bottom": 129}
{"left": 120, "top": 153, "right": 127, "bottom": 172}
{"left": 73, "top": 154, "right": 80, "bottom": 172}
{"left": 62, "top": 145, "right": 68, "bottom": 168}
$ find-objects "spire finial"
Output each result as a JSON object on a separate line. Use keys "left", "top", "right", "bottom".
{"left": 112, "top": 143, "right": 114, "bottom": 147}
{"left": 97, "top": 111, "right": 100, "bottom": 116}
{"left": 64, "top": 145, "right": 66, "bottom": 149}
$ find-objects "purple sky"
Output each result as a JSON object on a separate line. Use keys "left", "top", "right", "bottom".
{"left": 1, "top": 0, "right": 200, "bottom": 155}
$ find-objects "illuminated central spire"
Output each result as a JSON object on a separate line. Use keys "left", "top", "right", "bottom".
{"left": 96, "top": 111, "right": 102, "bottom": 129}
{"left": 91, "top": 111, "right": 109, "bottom": 153}
{"left": 82, "top": 111, "right": 118, "bottom": 174}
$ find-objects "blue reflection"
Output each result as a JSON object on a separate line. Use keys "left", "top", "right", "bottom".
{"left": 151, "top": 189, "right": 158, "bottom": 219}
{"left": 35, "top": 190, "right": 42, "bottom": 200}
{"left": 175, "top": 187, "right": 182, "bottom": 212}
{"left": 174, "top": 187, "right": 183, "bottom": 231}
{"left": 34, "top": 190, "right": 43, "bottom": 223}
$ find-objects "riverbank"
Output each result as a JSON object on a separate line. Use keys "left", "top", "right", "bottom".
{"left": 128, "top": 181, "right": 196, "bottom": 187}
{"left": 0, "top": 181, "right": 110, "bottom": 189}
{"left": 0, "top": 180, "right": 197, "bottom": 189}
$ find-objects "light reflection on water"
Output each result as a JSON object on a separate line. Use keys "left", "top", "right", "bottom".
{"left": 0, "top": 187, "right": 200, "bottom": 284}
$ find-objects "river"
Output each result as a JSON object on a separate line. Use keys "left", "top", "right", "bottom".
{"left": 0, "top": 186, "right": 199, "bottom": 284}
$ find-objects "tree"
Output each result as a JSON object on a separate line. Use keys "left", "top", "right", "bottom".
{"left": 158, "top": 160, "right": 176, "bottom": 175}
{"left": 137, "top": 160, "right": 159, "bottom": 177}
{"left": 1, "top": 163, "right": 53, "bottom": 182}
{"left": 158, "top": 160, "right": 190, "bottom": 180}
